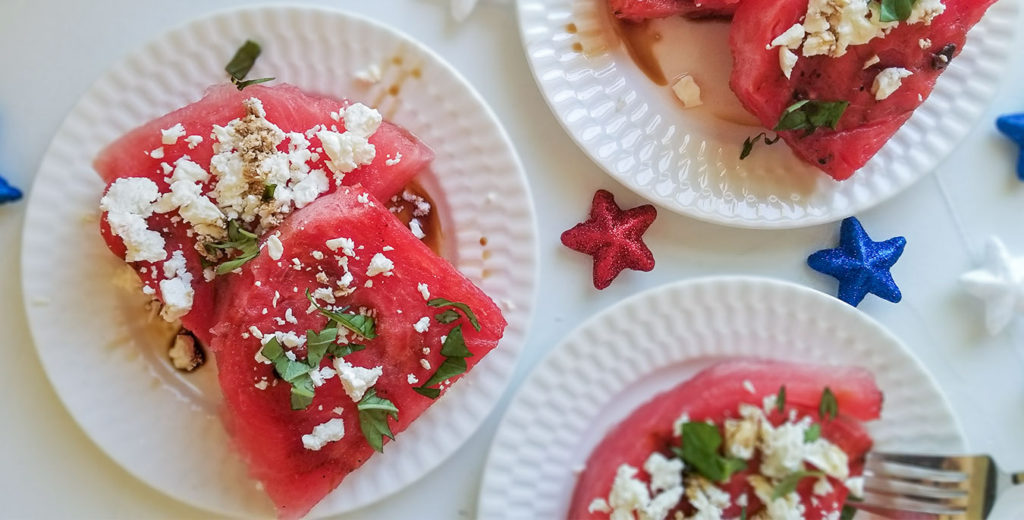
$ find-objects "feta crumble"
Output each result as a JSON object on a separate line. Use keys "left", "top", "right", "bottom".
{"left": 417, "top": 283, "right": 431, "bottom": 300}
{"left": 159, "top": 249, "right": 194, "bottom": 322}
{"left": 302, "top": 418, "right": 345, "bottom": 451}
{"left": 161, "top": 123, "right": 186, "bottom": 145}
{"left": 409, "top": 218, "right": 426, "bottom": 239}
{"left": 325, "top": 237, "right": 356, "bottom": 257}
{"left": 413, "top": 317, "right": 431, "bottom": 333}
{"left": 872, "top": 67, "right": 913, "bottom": 100}
{"left": 366, "top": 252, "right": 394, "bottom": 277}
{"left": 100, "top": 177, "right": 167, "bottom": 263}
{"left": 267, "top": 234, "right": 284, "bottom": 261}
{"left": 333, "top": 358, "right": 383, "bottom": 402}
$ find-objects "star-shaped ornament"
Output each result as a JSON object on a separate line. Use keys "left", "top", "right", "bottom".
{"left": 996, "top": 113, "right": 1024, "bottom": 180}
{"left": 0, "top": 175, "right": 21, "bottom": 204}
{"left": 561, "top": 189, "right": 657, "bottom": 290}
{"left": 807, "top": 217, "right": 906, "bottom": 306}
{"left": 960, "top": 236, "right": 1024, "bottom": 335}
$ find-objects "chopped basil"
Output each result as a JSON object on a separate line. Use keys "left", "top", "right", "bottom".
{"left": 306, "top": 289, "right": 378, "bottom": 339}
{"left": 880, "top": 0, "right": 916, "bottom": 22}
{"left": 840, "top": 504, "right": 858, "bottom": 520}
{"left": 427, "top": 298, "right": 481, "bottom": 331}
{"left": 774, "top": 100, "right": 849, "bottom": 133}
{"left": 675, "top": 422, "right": 747, "bottom": 482}
{"left": 207, "top": 220, "right": 260, "bottom": 275}
{"left": 328, "top": 343, "right": 366, "bottom": 358}
{"left": 357, "top": 388, "right": 399, "bottom": 452}
{"left": 804, "top": 423, "right": 822, "bottom": 443}
{"left": 776, "top": 385, "right": 787, "bottom": 413}
{"left": 414, "top": 325, "right": 474, "bottom": 398}
{"left": 740, "top": 132, "right": 781, "bottom": 160}
{"left": 434, "top": 309, "right": 461, "bottom": 324}
{"left": 305, "top": 325, "right": 338, "bottom": 368}
{"left": 262, "top": 184, "right": 277, "bottom": 202}
{"left": 289, "top": 374, "right": 316, "bottom": 410}
{"left": 225, "top": 40, "right": 275, "bottom": 91}
{"left": 740, "top": 506, "right": 748, "bottom": 520}
{"left": 772, "top": 470, "right": 824, "bottom": 499}
{"left": 819, "top": 387, "right": 839, "bottom": 420}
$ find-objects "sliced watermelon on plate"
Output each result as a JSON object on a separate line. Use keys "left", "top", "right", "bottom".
{"left": 610, "top": 0, "right": 740, "bottom": 20}
{"left": 568, "top": 360, "right": 882, "bottom": 519}
{"left": 208, "top": 187, "right": 506, "bottom": 519}
{"left": 730, "top": 0, "right": 997, "bottom": 180}
{"left": 95, "top": 84, "right": 434, "bottom": 343}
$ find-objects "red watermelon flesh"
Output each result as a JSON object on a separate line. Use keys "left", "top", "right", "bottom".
{"left": 95, "top": 84, "right": 434, "bottom": 343}
{"left": 730, "top": 0, "right": 997, "bottom": 180}
{"left": 568, "top": 360, "right": 882, "bottom": 519}
{"left": 610, "top": 0, "right": 740, "bottom": 21}
{"left": 208, "top": 187, "right": 506, "bottom": 519}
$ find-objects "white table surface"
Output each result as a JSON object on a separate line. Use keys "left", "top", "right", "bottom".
{"left": 1, "top": 0, "right": 1023, "bottom": 518}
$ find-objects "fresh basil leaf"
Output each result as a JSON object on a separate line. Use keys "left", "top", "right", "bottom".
{"left": 740, "top": 506, "right": 748, "bottom": 520}
{"left": 262, "top": 183, "right": 277, "bottom": 202}
{"left": 880, "top": 0, "right": 915, "bottom": 22}
{"left": 439, "top": 325, "right": 473, "bottom": 358}
{"left": 306, "top": 289, "right": 378, "bottom": 339}
{"left": 357, "top": 388, "right": 399, "bottom": 452}
{"left": 208, "top": 220, "right": 260, "bottom": 275}
{"left": 277, "top": 358, "right": 312, "bottom": 383}
{"left": 427, "top": 298, "right": 481, "bottom": 331}
{"left": 290, "top": 374, "right": 316, "bottom": 410}
{"left": 413, "top": 386, "right": 441, "bottom": 399}
{"left": 773, "top": 471, "right": 825, "bottom": 500}
{"left": 740, "top": 132, "right": 781, "bottom": 160}
{"left": 328, "top": 343, "right": 366, "bottom": 358}
{"left": 435, "top": 309, "right": 461, "bottom": 324}
{"left": 774, "top": 100, "right": 849, "bottom": 133}
{"left": 305, "top": 327, "right": 337, "bottom": 368}
{"left": 261, "top": 337, "right": 284, "bottom": 362}
{"left": 804, "top": 423, "right": 822, "bottom": 443}
{"left": 679, "top": 422, "right": 747, "bottom": 482}
{"left": 776, "top": 385, "right": 787, "bottom": 413}
{"left": 819, "top": 387, "right": 838, "bottom": 420}
{"left": 225, "top": 40, "right": 275, "bottom": 91}
{"left": 420, "top": 357, "right": 468, "bottom": 389}
{"left": 840, "top": 504, "right": 858, "bottom": 520}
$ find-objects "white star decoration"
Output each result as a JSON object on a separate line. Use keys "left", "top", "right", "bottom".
{"left": 960, "top": 237, "right": 1024, "bottom": 335}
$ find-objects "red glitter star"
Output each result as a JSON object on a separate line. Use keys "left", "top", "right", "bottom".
{"left": 561, "top": 189, "right": 657, "bottom": 289}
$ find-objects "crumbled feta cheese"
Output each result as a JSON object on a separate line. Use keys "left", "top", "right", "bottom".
{"left": 919, "top": 38, "right": 932, "bottom": 49}
{"left": 750, "top": 474, "right": 806, "bottom": 519}
{"left": 385, "top": 152, "right": 403, "bottom": 167}
{"left": 907, "top": 0, "right": 945, "bottom": 24}
{"left": 779, "top": 47, "right": 799, "bottom": 79}
{"left": 845, "top": 476, "right": 865, "bottom": 498}
{"left": 413, "top": 317, "right": 431, "bottom": 333}
{"left": 420, "top": 358, "right": 431, "bottom": 370}
{"left": 813, "top": 476, "right": 834, "bottom": 496}
{"left": 671, "top": 75, "right": 702, "bottom": 108}
{"left": 417, "top": 283, "right": 430, "bottom": 300}
{"left": 770, "top": 23, "right": 806, "bottom": 49}
{"left": 100, "top": 177, "right": 167, "bottom": 263}
{"left": 254, "top": 379, "right": 269, "bottom": 390}
{"left": 759, "top": 420, "right": 810, "bottom": 479}
{"left": 285, "top": 308, "right": 298, "bottom": 324}
{"left": 409, "top": 218, "right": 426, "bottom": 239}
{"left": 292, "top": 169, "right": 330, "bottom": 209}
{"left": 267, "top": 234, "right": 284, "bottom": 261}
{"left": 185, "top": 135, "right": 203, "bottom": 149}
{"left": 608, "top": 465, "right": 651, "bottom": 514}
{"left": 801, "top": 0, "right": 897, "bottom": 58}
{"left": 872, "top": 67, "right": 913, "bottom": 100}
{"left": 150, "top": 147, "right": 165, "bottom": 159}
{"left": 285, "top": 350, "right": 297, "bottom": 361}
{"left": 325, "top": 237, "right": 356, "bottom": 256}
{"left": 317, "top": 107, "right": 378, "bottom": 179}
{"left": 302, "top": 418, "right": 345, "bottom": 451}
{"left": 742, "top": 380, "right": 756, "bottom": 394}
{"left": 407, "top": 373, "right": 419, "bottom": 385}
{"left": 643, "top": 452, "right": 684, "bottom": 493}
{"left": 805, "top": 439, "right": 851, "bottom": 479}
{"left": 366, "top": 252, "right": 394, "bottom": 277}
{"left": 863, "top": 54, "right": 881, "bottom": 69}
{"left": 312, "top": 287, "right": 335, "bottom": 304}
{"left": 724, "top": 407, "right": 761, "bottom": 460}
{"left": 161, "top": 123, "right": 186, "bottom": 145}
{"left": 158, "top": 249, "right": 194, "bottom": 322}
{"left": 587, "top": 498, "right": 611, "bottom": 514}
{"left": 249, "top": 326, "right": 264, "bottom": 339}
{"left": 402, "top": 190, "right": 432, "bottom": 217}
{"left": 333, "top": 358, "right": 383, "bottom": 402}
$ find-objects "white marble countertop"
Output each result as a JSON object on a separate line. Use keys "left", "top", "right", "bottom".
{"left": 1, "top": 0, "right": 1022, "bottom": 517}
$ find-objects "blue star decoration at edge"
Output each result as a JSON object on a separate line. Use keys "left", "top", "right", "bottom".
{"left": 996, "top": 113, "right": 1024, "bottom": 180}
{"left": 807, "top": 217, "right": 906, "bottom": 307}
{"left": 0, "top": 174, "right": 21, "bottom": 204}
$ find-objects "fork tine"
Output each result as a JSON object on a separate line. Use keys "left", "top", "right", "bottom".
{"left": 855, "top": 489, "right": 968, "bottom": 516}
{"left": 863, "top": 475, "right": 969, "bottom": 500}
{"left": 866, "top": 457, "right": 968, "bottom": 483}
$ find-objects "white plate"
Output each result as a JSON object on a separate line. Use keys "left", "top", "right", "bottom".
{"left": 517, "top": 0, "right": 1018, "bottom": 228}
{"left": 20, "top": 5, "right": 537, "bottom": 518}
{"left": 478, "top": 277, "right": 965, "bottom": 518}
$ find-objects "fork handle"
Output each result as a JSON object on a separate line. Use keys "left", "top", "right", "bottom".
{"left": 1014, "top": 472, "right": 1024, "bottom": 485}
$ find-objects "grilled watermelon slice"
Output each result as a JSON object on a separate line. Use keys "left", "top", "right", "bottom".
{"left": 730, "top": 0, "right": 997, "bottom": 180}
{"left": 96, "top": 84, "right": 434, "bottom": 343}
{"left": 568, "top": 360, "right": 882, "bottom": 519}
{"left": 610, "top": 0, "right": 740, "bottom": 20}
{"left": 208, "top": 187, "right": 506, "bottom": 519}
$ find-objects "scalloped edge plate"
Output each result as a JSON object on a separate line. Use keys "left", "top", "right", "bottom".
{"left": 21, "top": 5, "right": 537, "bottom": 518}
{"left": 517, "top": 0, "right": 1019, "bottom": 228}
{"left": 478, "top": 276, "right": 965, "bottom": 518}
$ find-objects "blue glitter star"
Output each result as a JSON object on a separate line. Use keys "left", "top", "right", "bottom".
{"left": 0, "top": 175, "right": 21, "bottom": 204}
{"left": 996, "top": 113, "right": 1024, "bottom": 180}
{"left": 807, "top": 217, "right": 906, "bottom": 307}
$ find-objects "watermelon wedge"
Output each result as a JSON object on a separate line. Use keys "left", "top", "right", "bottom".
{"left": 208, "top": 187, "right": 506, "bottom": 518}
{"left": 95, "top": 84, "right": 434, "bottom": 343}
{"left": 610, "top": 0, "right": 740, "bottom": 20}
{"left": 730, "top": 0, "right": 997, "bottom": 180}
{"left": 569, "top": 360, "right": 882, "bottom": 519}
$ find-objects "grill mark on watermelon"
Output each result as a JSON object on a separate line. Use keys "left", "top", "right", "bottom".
{"left": 95, "top": 84, "right": 435, "bottom": 344}
{"left": 568, "top": 360, "right": 881, "bottom": 519}
{"left": 208, "top": 188, "right": 506, "bottom": 519}
{"left": 730, "top": 0, "right": 998, "bottom": 179}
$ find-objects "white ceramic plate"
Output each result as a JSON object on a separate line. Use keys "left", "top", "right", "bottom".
{"left": 517, "top": 0, "right": 1019, "bottom": 228}
{"left": 20, "top": 5, "right": 537, "bottom": 518}
{"left": 478, "top": 277, "right": 965, "bottom": 518}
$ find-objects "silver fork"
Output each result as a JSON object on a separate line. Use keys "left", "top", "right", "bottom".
{"left": 853, "top": 452, "right": 1024, "bottom": 519}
